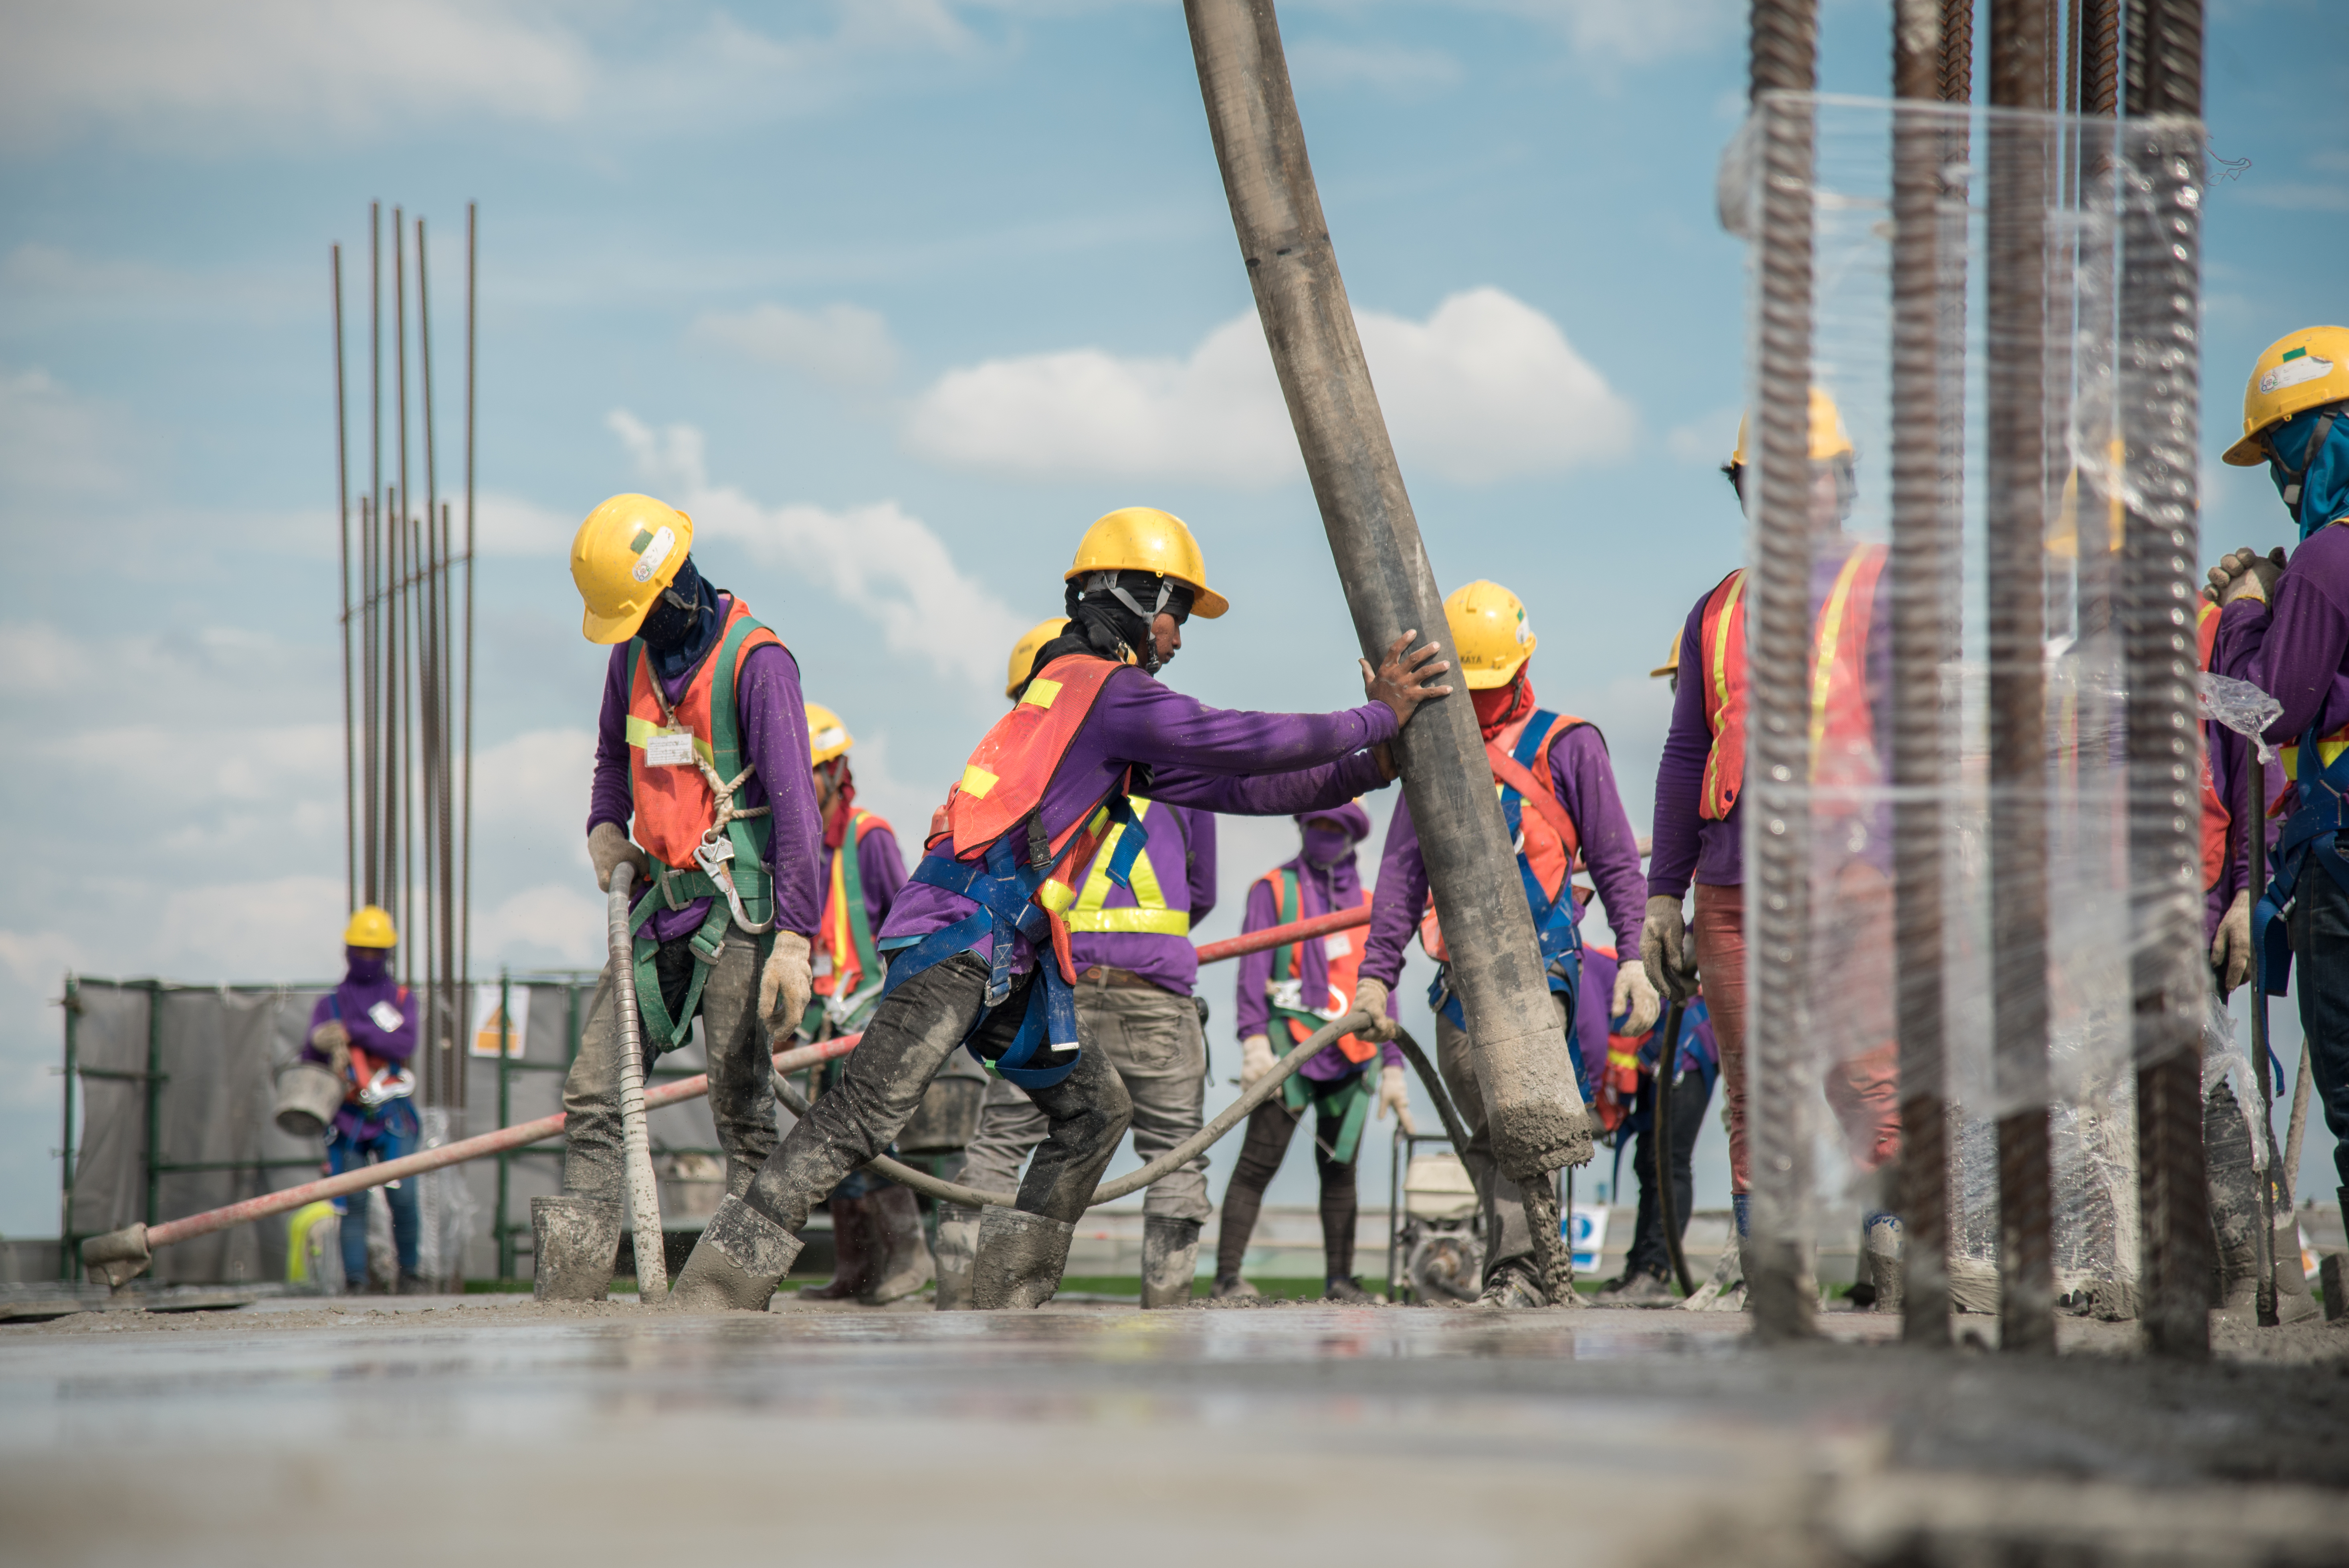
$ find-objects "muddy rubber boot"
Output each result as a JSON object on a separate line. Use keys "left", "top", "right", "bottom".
{"left": 800, "top": 1195, "right": 875, "bottom": 1301}
{"left": 531, "top": 1195, "right": 623, "bottom": 1303}
{"left": 933, "top": 1205, "right": 982, "bottom": 1312}
{"left": 860, "top": 1185, "right": 938, "bottom": 1305}
{"left": 1139, "top": 1215, "right": 1202, "bottom": 1310}
{"left": 667, "top": 1195, "right": 802, "bottom": 1313}
{"left": 1210, "top": 1274, "right": 1259, "bottom": 1301}
{"left": 1864, "top": 1213, "right": 1904, "bottom": 1314}
{"left": 1474, "top": 1261, "right": 1549, "bottom": 1310}
{"left": 967, "top": 1207, "right": 1075, "bottom": 1310}
{"left": 1324, "top": 1276, "right": 1383, "bottom": 1305}
{"left": 2204, "top": 1083, "right": 2263, "bottom": 1322}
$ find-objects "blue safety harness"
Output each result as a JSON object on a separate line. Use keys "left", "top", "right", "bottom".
{"left": 879, "top": 794, "right": 1150, "bottom": 1091}
{"left": 1428, "top": 710, "right": 1584, "bottom": 1036}
{"left": 2256, "top": 720, "right": 2349, "bottom": 996}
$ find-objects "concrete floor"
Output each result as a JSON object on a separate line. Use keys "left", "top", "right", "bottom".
{"left": 3, "top": 1293, "right": 2345, "bottom": 1568}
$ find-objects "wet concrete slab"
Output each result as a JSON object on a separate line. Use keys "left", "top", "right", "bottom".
{"left": 2, "top": 1297, "right": 2344, "bottom": 1567}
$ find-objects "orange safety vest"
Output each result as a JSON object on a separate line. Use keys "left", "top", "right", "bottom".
{"left": 813, "top": 810, "right": 891, "bottom": 1002}
{"left": 626, "top": 597, "right": 784, "bottom": 874}
{"left": 1420, "top": 710, "right": 1586, "bottom": 964}
{"left": 1696, "top": 545, "right": 1887, "bottom": 821}
{"left": 2196, "top": 597, "right": 2232, "bottom": 892}
{"left": 1259, "top": 868, "right": 1378, "bottom": 1066}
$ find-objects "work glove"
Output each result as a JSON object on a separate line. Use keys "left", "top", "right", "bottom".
{"left": 309, "top": 1019, "right": 352, "bottom": 1078}
{"left": 1612, "top": 957, "right": 1662, "bottom": 1037}
{"left": 759, "top": 932, "right": 814, "bottom": 1037}
{"left": 2204, "top": 545, "right": 2285, "bottom": 606}
{"left": 588, "top": 821, "right": 651, "bottom": 893}
{"left": 1350, "top": 977, "right": 1399, "bottom": 1043}
{"left": 2211, "top": 889, "right": 2253, "bottom": 998}
{"left": 1641, "top": 894, "right": 1699, "bottom": 1002}
{"left": 1376, "top": 1063, "right": 1418, "bottom": 1135}
{"left": 1240, "top": 1033, "right": 1276, "bottom": 1089}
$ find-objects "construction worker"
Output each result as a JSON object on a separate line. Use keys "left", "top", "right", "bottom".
{"left": 1214, "top": 803, "right": 1406, "bottom": 1304}
{"left": 2207, "top": 324, "right": 2349, "bottom": 1233}
{"left": 535, "top": 494, "right": 822, "bottom": 1302}
{"left": 1579, "top": 942, "right": 1718, "bottom": 1303}
{"left": 934, "top": 618, "right": 1231, "bottom": 1310}
{"left": 1642, "top": 390, "right": 1903, "bottom": 1307}
{"left": 301, "top": 905, "right": 423, "bottom": 1294}
{"left": 667, "top": 506, "right": 1448, "bottom": 1311}
{"left": 1357, "top": 580, "right": 1656, "bottom": 1308}
{"left": 795, "top": 703, "right": 934, "bottom": 1305}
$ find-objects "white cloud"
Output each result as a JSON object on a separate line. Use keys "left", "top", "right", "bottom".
{"left": 905, "top": 287, "right": 1636, "bottom": 487}
{"left": 154, "top": 876, "right": 349, "bottom": 977}
{"left": 1666, "top": 407, "right": 1741, "bottom": 467}
{"left": 471, "top": 729, "right": 598, "bottom": 837}
{"left": 0, "top": 366, "right": 129, "bottom": 495}
{"left": 690, "top": 303, "right": 901, "bottom": 389}
{"left": 1464, "top": 0, "right": 1743, "bottom": 65}
{"left": 477, "top": 883, "right": 605, "bottom": 969}
{"left": 608, "top": 412, "right": 1025, "bottom": 689}
{"left": 474, "top": 492, "right": 577, "bottom": 557}
{"left": 1287, "top": 38, "right": 1465, "bottom": 94}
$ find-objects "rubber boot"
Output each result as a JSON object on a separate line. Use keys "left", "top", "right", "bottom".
{"left": 531, "top": 1194, "right": 623, "bottom": 1303}
{"left": 667, "top": 1195, "right": 802, "bottom": 1312}
{"left": 2204, "top": 1083, "right": 2264, "bottom": 1322}
{"left": 1863, "top": 1213, "right": 1904, "bottom": 1314}
{"left": 1139, "top": 1215, "right": 1202, "bottom": 1310}
{"left": 860, "top": 1185, "right": 938, "bottom": 1305}
{"left": 800, "top": 1195, "right": 875, "bottom": 1301}
{"left": 933, "top": 1205, "right": 982, "bottom": 1312}
{"left": 967, "top": 1207, "right": 1075, "bottom": 1310}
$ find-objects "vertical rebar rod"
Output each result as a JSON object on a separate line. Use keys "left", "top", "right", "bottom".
{"left": 59, "top": 975, "right": 79, "bottom": 1281}
{"left": 463, "top": 202, "right": 477, "bottom": 1095}
{"left": 395, "top": 206, "right": 412, "bottom": 993}
{"left": 2123, "top": 0, "right": 2210, "bottom": 1361}
{"left": 143, "top": 982, "right": 163, "bottom": 1229}
{"left": 333, "top": 243, "right": 354, "bottom": 916}
{"left": 1987, "top": 0, "right": 2058, "bottom": 1354}
{"left": 2080, "top": 0, "right": 2120, "bottom": 114}
{"left": 441, "top": 505, "right": 459, "bottom": 1108}
{"left": 418, "top": 215, "right": 442, "bottom": 1102}
{"left": 367, "top": 204, "right": 382, "bottom": 908}
{"left": 1891, "top": 0, "right": 1956, "bottom": 1345}
{"left": 1745, "top": 0, "right": 1821, "bottom": 1344}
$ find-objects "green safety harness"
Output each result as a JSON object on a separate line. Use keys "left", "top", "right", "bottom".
{"left": 802, "top": 809, "right": 887, "bottom": 1043}
{"left": 625, "top": 615, "right": 776, "bottom": 1055}
{"left": 1266, "top": 868, "right": 1373, "bottom": 1166}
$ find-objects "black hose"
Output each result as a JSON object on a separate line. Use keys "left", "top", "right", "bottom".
{"left": 1389, "top": 1026, "right": 1473, "bottom": 1155}
{"left": 1653, "top": 995, "right": 1695, "bottom": 1296}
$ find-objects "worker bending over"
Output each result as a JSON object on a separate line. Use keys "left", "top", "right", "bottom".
{"left": 1215, "top": 804, "right": 1407, "bottom": 1304}
{"left": 795, "top": 703, "right": 933, "bottom": 1304}
{"left": 2208, "top": 325, "right": 2349, "bottom": 1233}
{"left": 302, "top": 905, "right": 423, "bottom": 1293}
{"left": 667, "top": 507, "right": 1447, "bottom": 1310}
{"left": 1643, "top": 392, "right": 1903, "bottom": 1308}
{"left": 536, "top": 494, "right": 822, "bottom": 1300}
{"left": 935, "top": 613, "right": 1235, "bottom": 1310}
{"left": 1358, "top": 581, "right": 1654, "bottom": 1308}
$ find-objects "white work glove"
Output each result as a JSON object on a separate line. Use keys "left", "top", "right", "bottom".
{"left": 1375, "top": 1063, "right": 1418, "bottom": 1135}
{"left": 1350, "top": 977, "right": 1399, "bottom": 1043}
{"left": 2211, "top": 889, "right": 2253, "bottom": 998}
{"left": 588, "top": 821, "right": 651, "bottom": 893}
{"left": 759, "top": 931, "right": 814, "bottom": 1037}
{"left": 1612, "top": 957, "right": 1662, "bottom": 1036}
{"left": 309, "top": 1019, "right": 351, "bottom": 1077}
{"left": 2203, "top": 545, "right": 2285, "bottom": 606}
{"left": 1240, "top": 1033, "right": 1276, "bottom": 1088}
{"left": 1641, "top": 893, "right": 1698, "bottom": 1003}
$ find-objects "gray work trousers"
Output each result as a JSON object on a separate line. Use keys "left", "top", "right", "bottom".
{"left": 936, "top": 983, "right": 1209, "bottom": 1273}
{"left": 1434, "top": 990, "right": 1571, "bottom": 1287}
{"left": 745, "top": 953, "right": 1133, "bottom": 1234}
{"left": 561, "top": 928, "right": 777, "bottom": 1205}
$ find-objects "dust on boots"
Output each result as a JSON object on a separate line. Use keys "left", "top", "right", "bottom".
{"left": 1139, "top": 1215, "right": 1201, "bottom": 1310}
{"left": 967, "top": 1207, "right": 1076, "bottom": 1310}
{"left": 667, "top": 1194, "right": 803, "bottom": 1312}
{"left": 532, "top": 1194, "right": 622, "bottom": 1303}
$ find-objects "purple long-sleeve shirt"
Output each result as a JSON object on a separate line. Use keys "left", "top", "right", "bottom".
{"left": 1066, "top": 800, "right": 1218, "bottom": 997}
{"left": 878, "top": 662, "right": 1395, "bottom": 973}
{"left": 301, "top": 950, "right": 418, "bottom": 1141}
{"left": 1359, "top": 721, "right": 1646, "bottom": 990}
{"left": 586, "top": 595, "right": 824, "bottom": 944}
{"left": 1648, "top": 540, "right": 1895, "bottom": 899}
{"left": 1232, "top": 848, "right": 1402, "bottom": 1081}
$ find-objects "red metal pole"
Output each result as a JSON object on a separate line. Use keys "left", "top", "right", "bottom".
{"left": 1193, "top": 904, "right": 1370, "bottom": 966}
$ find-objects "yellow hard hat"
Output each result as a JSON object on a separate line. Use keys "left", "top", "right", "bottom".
{"left": 1649, "top": 628, "right": 1682, "bottom": 680}
{"left": 1730, "top": 387, "right": 1855, "bottom": 467}
{"left": 2224, "top": 326, "right": 2349, "bottom": 466}
{"left": 1444, "top": 580, "right": 1535, "bottom": 690}
{"left": 343, "top": 905, "right": 398, "bottom": 949}
{"left": 571, "top": 494, "right": 695, "bottom": 645}
{"left": 1065, "top": 507, "right": 1228, "bottom": 620}
{"left": 1006, "top": 617, "right": 1071, "bottom": 697}
{"left": 806, "top": 702, "right": 853, "bottom": 767}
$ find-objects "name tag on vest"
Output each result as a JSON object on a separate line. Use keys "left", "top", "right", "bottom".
{"left": 368, "top": 999, "right": 404, "bottom": 1033}
{"left": 645, "top": 729, "right": 695, "bottom": 768}
{"left": 1324, "top": 933, "right": 1352, "bottom": 958}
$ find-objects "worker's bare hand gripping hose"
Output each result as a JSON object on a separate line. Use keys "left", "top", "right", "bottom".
{"left": 607, "top": 875, "right": 669, "bottom": 1298}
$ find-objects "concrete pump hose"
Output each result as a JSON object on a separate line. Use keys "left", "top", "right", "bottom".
{"left": 1389, "top": 1027, "right": 1472, "bottom": 1156}
{"left": 607, "top": 876, "right": 668, "bottom": 1296}
{"left": 773, "top": 1010, "right": 1377, "bottom": 1211}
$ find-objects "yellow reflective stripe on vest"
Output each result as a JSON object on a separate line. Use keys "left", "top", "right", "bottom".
{"left": 624, "top": 714, "right": 715, "bottom": 769}
{"left": 1708, "top": 573, "right": 1743, "bottom": 715}
{"left": 2280, "top": 727, "right": 2349, "bottom": 780}
{"left": 1807, "top": 549, "right": 1869, "bottom": 779}
{"left": 1063, "top": 796, "right": 1189, "bottom": 936}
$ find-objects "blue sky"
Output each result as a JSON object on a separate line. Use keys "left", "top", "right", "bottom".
{"left": 3, "top": 0, "right": 2343, "bottom": 1240}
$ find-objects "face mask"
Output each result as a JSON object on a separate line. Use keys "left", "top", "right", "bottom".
{"left": 346, "top": 947, "right": 389, "bottom": 983}
{"left": 1302, "top": 825, "right": 1352, "bottom": 868}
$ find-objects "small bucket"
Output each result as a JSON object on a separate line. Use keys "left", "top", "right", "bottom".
{"left": 275, "top": 1061, "right": 346, "bottom": 1138}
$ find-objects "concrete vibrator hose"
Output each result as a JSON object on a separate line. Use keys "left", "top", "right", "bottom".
{"left": 607, "top": 875, "right": 669, "bottom": 1298}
